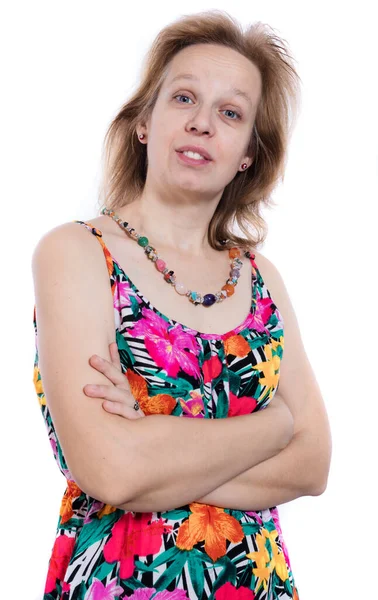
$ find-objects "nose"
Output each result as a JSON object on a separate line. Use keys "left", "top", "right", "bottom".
{"left": 185, "top": 106, "right": 214, "bottom": 136}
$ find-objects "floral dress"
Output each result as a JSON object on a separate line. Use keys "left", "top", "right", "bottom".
{"left": 32, "top": 219, "right": 299, "bottom": 600}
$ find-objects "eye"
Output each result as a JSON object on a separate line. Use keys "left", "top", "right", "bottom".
{"left": 222, "top": 109, "right": 242, "bottom": 121}
{"left": 173, "top": 95, "right": 242, "bottom": 120}
{"left": 174, "top": 94, "right": 194, "bottom": 105}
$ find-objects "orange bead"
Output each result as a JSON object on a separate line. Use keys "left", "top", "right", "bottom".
{"left": 221, "top": 284, "right": 235, "bottom": 297}
{"left": 229, "top": 247, "right": 241, "bottom": 259}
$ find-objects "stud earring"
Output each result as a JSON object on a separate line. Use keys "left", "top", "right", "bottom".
{"left": 138, "top": 133, "right": 145, "bottom": 140}
{"left": 241, "top": 163, "right": 248, "bottom": 170}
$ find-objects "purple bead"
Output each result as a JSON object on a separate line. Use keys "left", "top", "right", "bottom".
{"left": 203, "top": 293, "right": 216, "bottom": 306}
{"left": 230, "top": 268, "right": 240, "bottom": 278}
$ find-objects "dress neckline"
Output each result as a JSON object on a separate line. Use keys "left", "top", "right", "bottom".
{"left": 78, "top": 220, "right": 258, "bottom": 340}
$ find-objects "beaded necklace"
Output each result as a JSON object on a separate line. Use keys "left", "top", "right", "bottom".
{"left": 100, "top": 207, "right": 251, "bottom": 307}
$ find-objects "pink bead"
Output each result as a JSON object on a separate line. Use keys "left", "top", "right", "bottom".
{"left": 155, "top": 259, "right": 166, "bottom": 272}
{"left": 175, "top": 282, "right": 188, "bottom": 295}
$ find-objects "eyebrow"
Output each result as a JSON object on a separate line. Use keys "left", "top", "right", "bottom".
{"left": 168, "top": 73, "right": 253, "bottom": 107}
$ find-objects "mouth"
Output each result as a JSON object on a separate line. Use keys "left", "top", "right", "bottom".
{"left": 176, "top": 151, "right": 212, "bottom": 166}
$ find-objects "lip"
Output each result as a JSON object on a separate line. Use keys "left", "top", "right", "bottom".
{"left": 176, "top": 145, "right": 213, "bottom": 161}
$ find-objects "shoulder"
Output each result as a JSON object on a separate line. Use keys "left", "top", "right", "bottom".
{"left": 32, "top": 219, "right": 107, "bottom": 272}
{"left": 31, "top": 220, "right": 115, "bottom": 334}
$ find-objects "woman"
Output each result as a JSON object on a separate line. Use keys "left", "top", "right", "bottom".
{"left": 32, "top": 10, "right": 331, "bottom": 599}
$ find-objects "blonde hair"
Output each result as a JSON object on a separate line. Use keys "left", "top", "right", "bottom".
{"left": 98, "top": 9, "right": 302, "bottom": 252}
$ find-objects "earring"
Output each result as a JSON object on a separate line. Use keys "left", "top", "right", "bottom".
{"left": 138, "top": 133, "right": 145, "bottom": 140}
{"left": 241, "top": 163, "right": 248, "bottom": 170}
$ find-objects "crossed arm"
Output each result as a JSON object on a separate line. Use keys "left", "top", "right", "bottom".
{"left": 114, "top": 390, "right": 331, "bottom": 514}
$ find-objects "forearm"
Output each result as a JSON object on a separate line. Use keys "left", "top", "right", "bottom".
{"left": 112, "top": 406, "right": 291, "bottom": 511}
{"left": 194, "top": 430, "right": 325, "bottom": 511}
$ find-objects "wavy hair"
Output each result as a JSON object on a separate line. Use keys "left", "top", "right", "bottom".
{"left": 98, "top": 9, "right": 302, "bottom": 251}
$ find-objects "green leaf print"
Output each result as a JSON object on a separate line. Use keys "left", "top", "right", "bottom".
{"left": 242, "top": 523, "right": 261, "bottom": 535}
{"left": 284, "top": 577, "right": 293, "bottom": 595}
{"left": 228, "top": 369, "right": 241, "bottom": 394}
{"left": 88, "top": 560, "right": 115, "bottom": 587}
{"left": 154, "top": 550, "right": 188, "bottom": 590}
{"left": 211, "top": 556, "right": 237, "bottom": 594}
{"left": 73, "top": 511, "right": 120, "bottom": 555}
{"left": 134, "top": 559, "right": 159, "bottom": 572}
{"left": 188, "top": 551, "right": 206, "bottom": 599}
{"left": 160, "top": 508, "right": 190, "bottom": 521}
{"left": 149, "top": 545, "right": 183, "bottom": 569}
{"left": 215, "top": 388, "right": 229, "bottom": 418}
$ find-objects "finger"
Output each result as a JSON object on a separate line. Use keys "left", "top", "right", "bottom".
{"left": 84, "top": 383, "right": 143, "bottom": 415}
{"left": 89, "top": 354, "right": 126, "bottom": 387}
{"left": 109, "top": 342, "right": 122, "bottom": 370}
{"left": 103, "top": 400, "right": 145, "bottom": 419}
{"left": 84, "top": 383, "right": 137, "bottom": 418}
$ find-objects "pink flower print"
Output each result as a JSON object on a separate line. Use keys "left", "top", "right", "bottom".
{"left": 103, "top": 511, "right": 172, "bottom": 580}
{"left": 129, "top": 589, "right": 189, "bottom": 599}
{"left": 243, "top": 511, "right": 263, "bottom": 526}
{"left": 202, "top": 355, "right": 222, "bottom": 384}
{"left": 270, "top": 506, "right": 291, "bottom": 568}
{"left": 44, "top": 533, "right": 75, "bottom": 594}
{"left": 131, "top": 308, "right": 201, "bottom": 379}
{"left": 129, "top": 588, "right": 189, "bottom": 600}
{"left": 228, "top": 391, "right": 257, "bottom": 417}
{"left": 179, "top": 390, "right": 205, "bottom": 417}
{"left": 215, "top": 582, "right": 255, "bottom": 599}
{"left": 114, "top": 279, "right": 141, "bottom": 310}
{"left": 250, "top": 295, "right": 276, "bottom": 333}
{"left": 83, "top": 500, "right": 106, "bottom": 524}
{"left": 84, "top": 576, "right": 124, "bottom": 599}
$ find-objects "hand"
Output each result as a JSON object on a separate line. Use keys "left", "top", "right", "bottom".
{"left": 83, "top": 342, "right": 145, "bottom": 420}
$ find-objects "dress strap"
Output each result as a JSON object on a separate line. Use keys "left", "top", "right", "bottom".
{"left": 72, "top": 220, "right": 114, "bottom": 279}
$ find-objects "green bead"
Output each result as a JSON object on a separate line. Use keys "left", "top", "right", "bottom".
{"left": 138, "top": 236, "right": 149, "bottom": 247}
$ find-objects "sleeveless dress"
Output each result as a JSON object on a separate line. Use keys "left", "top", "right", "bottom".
{"left": 32, "top": 219, "right": 299, "bottom": 600}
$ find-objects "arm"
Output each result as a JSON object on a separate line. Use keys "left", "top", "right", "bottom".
{"left": 193, "top": 254, "right": 333, "bottom": 511}
{"left": 112, "top": 400, "right": 293, "bottom": 512}
{"left": 32, "top": 225, "right": 293, "bottom": 509}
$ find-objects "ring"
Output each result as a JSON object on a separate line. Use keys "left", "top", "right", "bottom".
{"left": 133, "top": 401, "right": 140, "bottom": 411}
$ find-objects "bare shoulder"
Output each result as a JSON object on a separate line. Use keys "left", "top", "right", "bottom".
{"left": 32, "top": 218, "right": 115, "bottom": 346}
{"left": 32, "top": 220, "right": 101, "bottom": 261}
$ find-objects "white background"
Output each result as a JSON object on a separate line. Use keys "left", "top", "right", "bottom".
{"left": 1, "top": 1, "right": 377, "bottom": 598}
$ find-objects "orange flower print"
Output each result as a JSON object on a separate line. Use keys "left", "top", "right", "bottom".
{"left": 176, "top": 502, "right": 244, "bottom": 562}
{"left": 126, "top": 369, "right": 176, "bottom": 415}
{"left": 60, "top": 480, "right": 83, "bottom": 524}
{"left": 223, "top": 334, "right": 251, "bottom": 358}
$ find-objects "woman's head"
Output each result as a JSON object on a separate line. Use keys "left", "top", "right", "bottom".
{"left": 100, "top": 10, "right": 301, "bottom": 251}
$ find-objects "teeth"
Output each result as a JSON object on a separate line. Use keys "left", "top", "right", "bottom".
{"left": 183, "top": 150, "right": 206, "bottom": 160}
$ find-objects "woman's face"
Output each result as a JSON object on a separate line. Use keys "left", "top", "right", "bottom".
{"left": 143, "top": 43, "right": 262, "bottom": 200}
